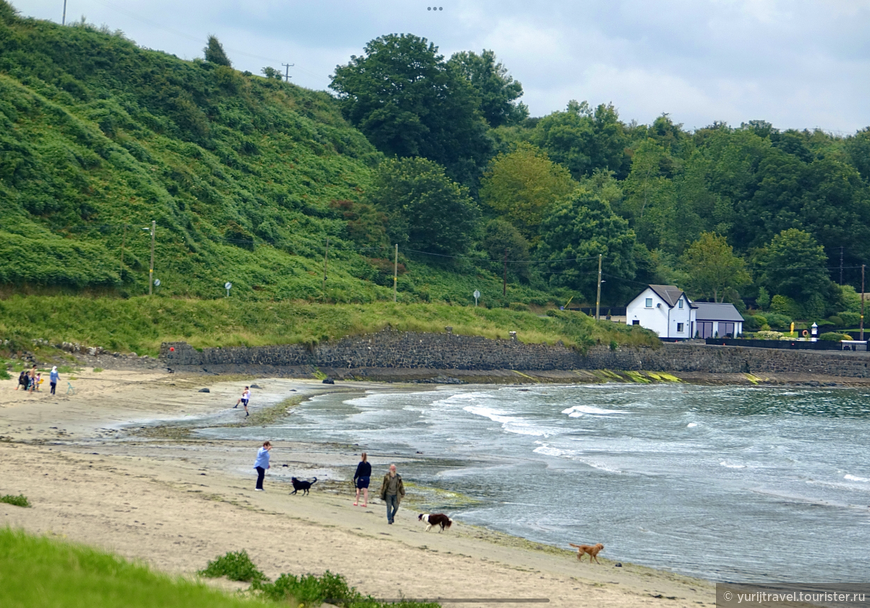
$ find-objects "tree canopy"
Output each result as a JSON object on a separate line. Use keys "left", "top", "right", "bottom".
{"left": 681, "top": 232, "right": 751, "bottom": 303}
{"left": 204, "top": 35, "right": 231, "bottom": 67}
{"left": 363, "top": 157, "right": 479, "bottom": 256}
{"left": 537, "top": 191, "right": 637, "bottom": 300}
{"left": 447, "top": 49, "right": 528, "bottom": 128}
{"left": 329, "top": 34, "right": 491, "bottom": 186}
{"left": 479, "top": 143, "right": 577, "bottom": 241}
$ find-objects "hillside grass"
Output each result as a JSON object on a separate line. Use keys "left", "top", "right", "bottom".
{"left": 0, "top": 296, "right": 659, "bottom": 356}
{"left": 0, "top": 529, "right": 440, "bottom": 608}
{"left": 0, "top": 6, "right": 566, "bottom": 307}
{"left": 0, "top": 528, "right": 273, "bottom": 608}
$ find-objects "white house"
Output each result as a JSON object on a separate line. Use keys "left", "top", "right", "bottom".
{"left": 694, "top": 302, "right": 744, "bottom": 338}
{"left": 626, "top": 285, "right": 696, "bottom": 339}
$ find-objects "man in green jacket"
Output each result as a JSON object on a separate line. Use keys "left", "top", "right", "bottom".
{"left": 379, "top": 464, "right": 405, "bottom": 524}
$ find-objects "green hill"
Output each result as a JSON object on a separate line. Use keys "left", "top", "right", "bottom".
{"left": 0, "top": 3, "right": 546, "bottom": 305}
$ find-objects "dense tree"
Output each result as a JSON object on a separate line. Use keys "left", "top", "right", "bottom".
{"left": 536, "top": 191, "right": 636, "bottom": 301}
{"left": 204, "top": 35, "right": 231, "bottom": 67}
{"left": 757, "top": 229, "right": 833, "bottom": 314}
{"left": 479, "top": 143, "right": 576, "bottom": 240}
{"left": 680, "top": 233, "right": 750, "bottom": 302}
{"left": 481, "top": 219, "right": 531, "bottom": 282}
{"left": 330, "top": 34, "right": 491, "bottom": 186}
{"left": 448, "top": 50, "right": 528, "bottom": 128}
{"left": 532, "top": 101, "right": 631, "bottom": 180}
{"left": 364, "top": 157, "right": 479, "bottom": 255}
{"left": 845, "top": 128, "right": 870, "bottom": 183}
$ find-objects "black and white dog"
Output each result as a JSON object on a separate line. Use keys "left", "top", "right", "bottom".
{"left": 290, "top": 477, "right": 317, "bottom": 495}
{"left": 418, "top": 513, "right": 452, "bottom": 532}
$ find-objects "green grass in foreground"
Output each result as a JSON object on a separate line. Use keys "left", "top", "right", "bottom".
{"left": 0, "top": 528, "right": 270, "bottom": 608}
{"left": 0, "top": 296, "right": 660, "bottom": 356}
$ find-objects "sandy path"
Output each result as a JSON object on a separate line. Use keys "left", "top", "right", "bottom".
{"left": 1, "top": 370, "right": 715, "bottom": 607}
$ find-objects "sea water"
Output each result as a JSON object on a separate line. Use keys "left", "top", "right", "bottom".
{"left": 212, "top": 383, "right": 870, "bottom": 583}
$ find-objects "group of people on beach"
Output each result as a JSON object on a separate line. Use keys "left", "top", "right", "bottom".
{"left": 15, "top": 365, "right": 60, "bottom": 395}
{"left": 252, "top": 444, "right": 405, "bottom": 524}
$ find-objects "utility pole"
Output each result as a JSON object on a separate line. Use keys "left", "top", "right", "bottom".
{"left": 282, "top": 63, "right": 294, "bottom": 83}
{"left": 862, "top": 264, "right": 866, "bottom": 341}
{"left": 148, "top": 220, "right": 155, "bottom": 296}
{"left": 322, "top": 237, "right": 329, "bottom": 300}
{"left": 119, "top": 224, "right": 127, "bottom": 275}
{"left": 393, "top": 244, "right": 398, "bottom": 303}
{"left": 503, "top": 248, "right": 507, "bottom": 297}
{"left": 840, "top": 246, "right": 844, "bottom": 284}
{"left": 596, "top": 254, "right": 602, "bottom": 321}
{"left": 62, "top": 0, "right": 67, "bottom": 25}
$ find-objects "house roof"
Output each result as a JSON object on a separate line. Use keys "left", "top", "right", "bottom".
{"left": 647, "top": 285, "right": 692, "bottom": 308}
{"left": 694, "top": 302, "right": 744, "bottom": 322}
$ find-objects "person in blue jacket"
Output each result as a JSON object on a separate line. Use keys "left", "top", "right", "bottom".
{"left": 253, "top": 441, "right": 272, "bottom": 491}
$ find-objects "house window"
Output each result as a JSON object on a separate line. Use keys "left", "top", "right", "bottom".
{"left": 677, "top": 323, "right": 684, "bottom": 332}
{"left": 678, "top": 299, "right": 684, "bottom": 309}
{"left": 632, "top": 320, "right": 640, "bottom": 325}
{"left": 645, "top": 298, "right": 653, "bottom": 308}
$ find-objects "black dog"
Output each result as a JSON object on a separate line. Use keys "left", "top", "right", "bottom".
{"left": 290, "top": 477, "right": 317, "bottom": 495}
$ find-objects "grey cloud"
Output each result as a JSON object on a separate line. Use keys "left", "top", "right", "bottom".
{"left": 15, "top": 0, "right": 870, "bottom": 132}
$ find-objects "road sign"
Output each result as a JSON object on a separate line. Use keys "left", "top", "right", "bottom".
{"left": 225, "top": 282, "right": 232, "bottom": 297}
{"left": 473, "top": 289, "right": 480, "bottom": 306}
{"left": 153, "top": 279, "right": 160, "bottom": 287}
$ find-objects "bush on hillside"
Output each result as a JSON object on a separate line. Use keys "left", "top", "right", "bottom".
{"left": 839, "top": 311, "right": 861, "bottom": 327}
{"left": 197, "top": 550, "right": 266, "bottom": 583}
{"left": 762, "top": 312, "right": 792, "bottom": 331}
{"left": 743, "top": 315, "right": 765, "bottom": 332}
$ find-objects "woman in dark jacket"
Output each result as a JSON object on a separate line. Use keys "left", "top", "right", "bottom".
{"left": 353, "top": 452, "right": 372, "bottom": 507}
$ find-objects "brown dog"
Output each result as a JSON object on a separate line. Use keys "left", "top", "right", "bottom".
{"left": 569, "top": 543, "right": 604, "bottom": 564}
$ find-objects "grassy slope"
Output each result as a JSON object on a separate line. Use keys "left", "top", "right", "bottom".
{"left": 0, "top": 295, "right": 659, "bottom": 356}
{"left": 0, "top": 6, "right": 553, "bottom": 305}
{"left": 0, "top": 528, "right": 273, "bottom": 608}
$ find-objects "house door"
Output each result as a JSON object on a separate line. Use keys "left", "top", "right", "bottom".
{"left": 699, "top": 322, "right": 713, "bottom": 339}
{"left": 720, "top": 322, "right": 735, "bottom": 337}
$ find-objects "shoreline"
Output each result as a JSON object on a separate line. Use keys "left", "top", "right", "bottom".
{"left": 0, "top": 368, "right": 719, "bottom": 607}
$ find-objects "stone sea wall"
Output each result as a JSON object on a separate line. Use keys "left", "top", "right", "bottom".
{"left": 159, "top": 328, "right": 870, "bottom": 378}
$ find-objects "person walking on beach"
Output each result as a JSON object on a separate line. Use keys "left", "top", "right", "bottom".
{"left": 379, "top": 464, "right": 405, "bottom": 524}
{"left": 235, "top": 386, "right": 251, "bottom": 417}
{"left": 253, "top": 441, "right": 272, "bottom": 492}
{"left": 353, "top": 452, "right": 372, "bottom": 507}
{"left": 49, "top": 366, "right": 59, "bottom": 396}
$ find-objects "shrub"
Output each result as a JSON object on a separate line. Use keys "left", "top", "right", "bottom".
{"left": 755, "top": 330, "right": 786, "bottom": 340}
{"left": 770, "top": 295, "right": 801, "bottom": 319}
{"left": 0, "top": 494, "right": 31, "bottom": 507}
{"left": 826, "top": 315, "right": 844, "bottom": 327}
{"left": 743, "top": 315, "right": 765, "bottom": 332}
{"left": 254, "top": 570, "right": 439, "bottom": 608}
{"left": 819, "top": 332, "right": 851, "bottom": 342}
{"left": 197, "top": 550, "right": 266, "bottom": 583}
{"left": 839, "top": 311, "right": 861, "bottom": 327}
{"left": 763, "top": 312, "right": 792, "bottom": 331}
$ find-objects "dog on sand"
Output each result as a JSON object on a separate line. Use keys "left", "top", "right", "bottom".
{"left": 418, "top": 513, "right": 452, "bottom": 532}
{"left": 290, "top": 477, "right": 317, "bottom": 495}
{"left": 569, "top": 543, "right": 604, "bottom": 564}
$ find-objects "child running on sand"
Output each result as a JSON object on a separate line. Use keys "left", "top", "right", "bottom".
{"left": 234, "top": 386, "right": 251, "bottom": 417}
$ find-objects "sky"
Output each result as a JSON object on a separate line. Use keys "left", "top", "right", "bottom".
{"left": 15, "top": 0, "right": 870, "bottom": 134}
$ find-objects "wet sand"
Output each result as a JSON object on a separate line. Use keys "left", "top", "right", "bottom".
{"left": 1, "top": 369, "right": 716, "bottom": 607}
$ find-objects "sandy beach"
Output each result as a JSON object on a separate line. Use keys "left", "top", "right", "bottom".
{"left": 1, "top": 369, "right": 716, "bottom": 607}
